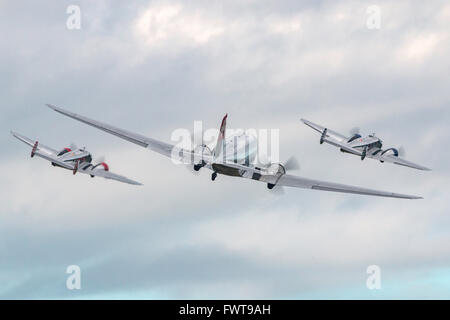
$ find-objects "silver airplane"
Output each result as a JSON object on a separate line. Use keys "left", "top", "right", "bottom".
{"left": 11, "top": 131, "right": 142, "bottom": 185}
{"left": 301, "top": 119, "right": 431, "bottom": 171}
{"left": 46, "top": 104, "right": 422, "bottom": 199}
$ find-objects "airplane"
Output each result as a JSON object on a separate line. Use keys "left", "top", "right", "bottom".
{"left": 11, "top": 131, "right": 142, "bottom": 185}
{"left": 46, "top": 104, "right": 422, "bottom": 199}
{"left": 300, "top": 118, "right": 431, "bottom": 171}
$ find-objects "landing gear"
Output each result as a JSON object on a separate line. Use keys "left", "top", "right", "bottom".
{"left": 211, "top": 172, "right": 217, "bottom": 181}
{"left": 267, "top": 183, "right": 275, "bottom": 190}
{"left": 90, "top": 175, "right": 94, "bottom": 178}
{"left": 361, "top": 146, "right": 367, "bottom": 161}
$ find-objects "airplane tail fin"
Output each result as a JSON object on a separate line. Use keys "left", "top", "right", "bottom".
{"left": 213, "top": 114, "right": 228, "bottom": 159}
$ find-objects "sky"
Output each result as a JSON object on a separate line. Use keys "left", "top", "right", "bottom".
{"left": 0, "top": 0, "right": 449, "bottom": 299}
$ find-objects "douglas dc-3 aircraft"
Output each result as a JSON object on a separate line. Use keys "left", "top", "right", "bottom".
{"left": 47, "top": 104, "right": 422, "bottom": 199}
{"left": 11, "top": 131, "right": 142, "bottom": 185}
{"left": 301, "top": 119, "right": 430, "bottom": 171}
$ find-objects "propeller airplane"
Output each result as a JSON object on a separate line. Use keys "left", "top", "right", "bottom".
{"left": 301, "top": 118, "right": 431, "bottom": 171}
{"left": 11, "top": 131, "right": 142, "bottom": 185}
{"left": 45, "top": 104, "right": 423, "bottom": 199}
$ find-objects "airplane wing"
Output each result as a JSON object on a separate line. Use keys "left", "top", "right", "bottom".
{"left": 300, "top": 118, "right": 349, "bottom": 142}
{"left": 79, "top": 166, "right": 142, "bottom": 185}
{"left": 46, "top": 104, "right": 208, "bottom": 164}
{"left": 277, "top": 174, "right": 422, "bottom": 199}
{"left": 11, "top": 131, "right": 58, "bottom": 156}
{"left": 212, "top": 162, "right": 421, "bottom": 199}
{"left": 376, "top": 154, "right": 431, "bottom": 171}
{"left": 11, "top": 131, "right": 141, "bottom": 184}
{"left": 322, "top": 136, "right": 362, "bottom": 155}
{"left": 300, "top": 118, "right": 362, "bottom": 155}
{"left": 11, "top": 131, "right": 74, "bottom": 169}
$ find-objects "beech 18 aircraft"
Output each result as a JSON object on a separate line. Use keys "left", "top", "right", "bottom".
{"left": 301, "top": 119, "right": 430, "bottom": 171}
{"left": 11, "top": 131, "right": 142, "bottom": 185}
{"left": 47, "top": 104, "right": 422, "bottom": 199}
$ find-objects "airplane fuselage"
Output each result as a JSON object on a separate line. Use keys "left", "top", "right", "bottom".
{"left": 215, "top": 132, "right": 258, "bottom": 166}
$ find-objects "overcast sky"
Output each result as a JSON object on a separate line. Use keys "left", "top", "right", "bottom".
{"left": 1, "top": 0, "right": 449, "bottom": 299}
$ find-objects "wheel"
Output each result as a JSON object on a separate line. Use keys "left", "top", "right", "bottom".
{"left": 211, "top": 172, "right": 217, "bottom": 181}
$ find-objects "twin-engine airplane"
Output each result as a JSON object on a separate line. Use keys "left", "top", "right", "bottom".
{"left": 11, "top": 131, "right": 142, "bottom": 185}
{"left": 301, "top": 119, "right": 430, "bottom": 171}
{"left": 46, "top": 104, "right": 422, "bottom": 199}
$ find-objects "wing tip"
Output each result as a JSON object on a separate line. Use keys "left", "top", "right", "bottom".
{"left": 10, "top": 130, "right": 26, "bottom": 140}
{"left": 400, "top": 194, "right": 423, "bottom": 200}
{"left": 46, "top": 103, "right": 64, "bottom": 113}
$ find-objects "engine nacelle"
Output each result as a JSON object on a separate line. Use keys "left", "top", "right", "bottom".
{"left": 57, "top": 147, "right": 72, "bottom": 156}
{"left": 347, "top": 133, "right": 362, "bottom": 143}
{"left": 381, "top": 148, "right": 399, "bottom": 157}
{"left": 267, "top": 163, "right": 286, "bottom": 176}
{"left": 92, "top": 162, "right": 109, "bottom": 171}
{"left": 193, "top": 144, "right": 212, "bottom": 157}
{"left": 193, "top": 144, "right": 212, "bottom": 165}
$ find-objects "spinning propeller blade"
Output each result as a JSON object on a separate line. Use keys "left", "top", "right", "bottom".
{"left": 69, "top": 142, "right": 78, "bottom": 151}
{"left": 270, "top": 156, "right": 300, "bottom": 195}
{"left": 349, "top": 127, "right": 360, "bottom": 136}
{"left": 398, "top": 146, "right": 406, "bottom": 157}
{"left": 284, "top": 156, "right": 300, "bottom": 171}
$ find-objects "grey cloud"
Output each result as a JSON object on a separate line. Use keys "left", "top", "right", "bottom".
{"left": 1, "top": 0, "right": 449, "bottom": 299}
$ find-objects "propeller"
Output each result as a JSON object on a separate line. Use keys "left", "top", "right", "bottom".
{"left": 284, "top": 156, "right": 300, "bottom": 171}
{"left": 270, "top": 156, "right": 300, "bottom": 195}
{"left": 69, "top": 142, "right": 78, "bottom": 151}
{"left": 398, "top": 146, "right": 406, "bottom": 157}
{"left": 95, "top": 155, "right": 105, "bottom": 164}
{"left": 349, "top": 127, "right": 360, "bottom": 136}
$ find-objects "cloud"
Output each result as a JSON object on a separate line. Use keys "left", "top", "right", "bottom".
{"left": 134, "top": 3, "right": 225, "bottom": 46}
{"left": 397, "top": 32, "right": 441, "bottom": 63}
{"left": 1, "top": 0, "right": 449, "bottom": 299}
